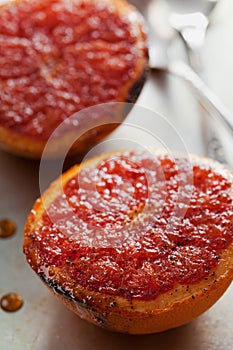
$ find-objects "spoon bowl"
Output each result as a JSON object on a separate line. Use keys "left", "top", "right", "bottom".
{"left": 169, "top": 0, "right": 219, "bottom": 70}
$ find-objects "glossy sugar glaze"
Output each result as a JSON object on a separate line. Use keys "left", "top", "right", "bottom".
{"left": 25, "top": 151, "right": 233, "bottom": 300}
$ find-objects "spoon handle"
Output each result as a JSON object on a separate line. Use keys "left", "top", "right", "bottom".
{"left": 152, "top": 61, "right": 233, "bottom": 166}
{"left": 167, "top": 61, "right": 233, "bottom": 135}
{"left": 151, "top": 60, "right": 233, "bottom": 166}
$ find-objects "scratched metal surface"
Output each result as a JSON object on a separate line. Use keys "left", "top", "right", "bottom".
{"left": 1, "top": 0, "right": 233, "bottom": 349}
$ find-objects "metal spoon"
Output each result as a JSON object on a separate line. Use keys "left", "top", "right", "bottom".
{"left": 129, "top": 0, "right": 233, "bottom": 159}
{"left": 169, "top": 1, "right": 228, "bottom": 164}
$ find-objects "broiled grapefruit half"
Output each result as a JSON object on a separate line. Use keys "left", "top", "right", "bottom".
{"left": 23, "top": 150, "right": 233, "bottom": 334}
{"left": 0, "top": 0, "right": 148, "bottom": 158}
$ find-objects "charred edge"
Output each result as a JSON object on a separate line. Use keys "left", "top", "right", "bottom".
{"left": 38, "top": 273, "right": 98, "bottom": 312}
{"left": 39, "top": 273, "right": 110, "bottom": 329}
{"left": 38, "top": 273, "right": 74, "bottom": 301}
{"left": 92, "top": 312, "right": 109, "bottom": 328}
{"left": 127, "top": 67, "right": 148, "bottom": 104}
{"left": 118, "top": 67, "right": 148, "bottom": 124}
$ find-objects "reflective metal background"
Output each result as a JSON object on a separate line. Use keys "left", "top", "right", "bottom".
{"left": 1, "top": 0, "right": 233, "bottom": 349}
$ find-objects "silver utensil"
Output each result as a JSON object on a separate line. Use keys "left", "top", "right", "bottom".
{"left": 169, "top": 0, "right": 228, "bottom": 164}
{"left": 130, "top": 0, "right": 233, "bottom": 162}
{"left": 169, "top": 0, "right": 218, "bottom": 71}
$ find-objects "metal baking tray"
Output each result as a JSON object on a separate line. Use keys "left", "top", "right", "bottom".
{"left": 1, "top": 0, "right": 233, "bottom": 348}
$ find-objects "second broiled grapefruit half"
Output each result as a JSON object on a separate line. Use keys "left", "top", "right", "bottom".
{"left": 0, "top": 0, "right": 148, "bottom": 158}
